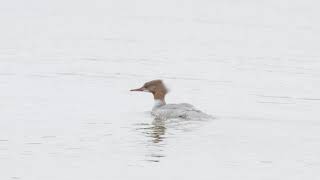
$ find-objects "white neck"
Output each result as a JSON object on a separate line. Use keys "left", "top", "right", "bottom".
{"left": 153, "top": 99, "right": 165, "bottom": 110}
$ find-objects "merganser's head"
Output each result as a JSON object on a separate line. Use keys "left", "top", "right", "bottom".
{"left": 130, "top": 80, "right": 168, "bottom": 106}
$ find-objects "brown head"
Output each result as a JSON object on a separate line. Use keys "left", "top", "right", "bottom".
{"left": 130, "top": 80, "right": 168, "bottom": 103}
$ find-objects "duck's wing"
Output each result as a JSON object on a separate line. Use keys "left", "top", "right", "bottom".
{"left": 158, "top": 103, "right": 195, "bottom": 111}
{"left": 152, "top": 103, "right": 212, "bottom": 120}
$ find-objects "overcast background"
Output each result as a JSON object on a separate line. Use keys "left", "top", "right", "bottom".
{"left": 1, "top": 0, "right": 320, "bottom": 179}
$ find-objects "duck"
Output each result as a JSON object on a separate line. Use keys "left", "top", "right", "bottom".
{"left": 130, "top": 80, "right": 212, "bottom": 120}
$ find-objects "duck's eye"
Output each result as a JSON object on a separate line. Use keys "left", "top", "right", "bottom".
{"left": 148, "top": 85, "right": 156, "bottom": 91}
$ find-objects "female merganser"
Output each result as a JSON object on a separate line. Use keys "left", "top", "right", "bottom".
{"left": 130, "top": 80, "right": 212, "bottom": 120}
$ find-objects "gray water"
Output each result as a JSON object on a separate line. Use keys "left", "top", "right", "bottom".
{"left": 1, "top": 0, "right": 320, "bottom": 179}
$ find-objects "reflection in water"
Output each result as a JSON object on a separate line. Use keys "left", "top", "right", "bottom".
{"left": 135, "top": 118, "right": 167, "bottom": 163}
{"left": 135, "top": 117, "right": 209, "bottom": 163}
{"left": 149, "top": 119, "right": 166, "bottom": 144}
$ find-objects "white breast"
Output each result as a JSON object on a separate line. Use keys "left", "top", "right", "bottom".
{"left": 153, "top": 100, "right": 166, "bottom": 110}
